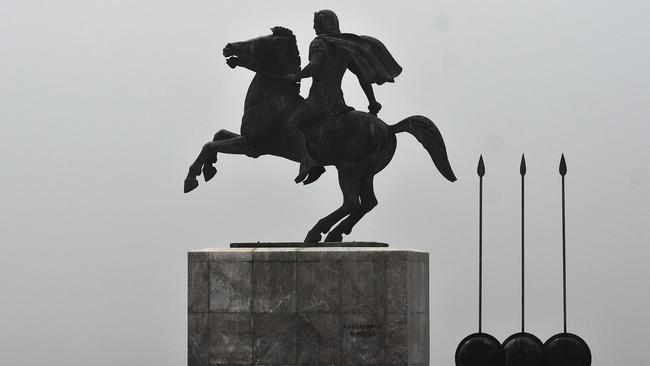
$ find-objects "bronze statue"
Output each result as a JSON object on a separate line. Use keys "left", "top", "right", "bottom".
{"left": 286, "top": 10, "right": 402, "bottom": 183}
{"left": 184, "top": 11, "right": 457, "bottom": 242}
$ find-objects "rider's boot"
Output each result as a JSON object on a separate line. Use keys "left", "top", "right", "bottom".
{"left": 286, "top": 118, "right": 318, "bottom": 183}
{"left": 303, "top": 166, "right": 326, "bottom": 185}
{"left": 295, "top": 155, "right": 317, "bottom": 184}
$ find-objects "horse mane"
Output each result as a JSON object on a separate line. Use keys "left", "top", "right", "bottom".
{"left": 271, "top": 26, "right": 301, "bottom": 73}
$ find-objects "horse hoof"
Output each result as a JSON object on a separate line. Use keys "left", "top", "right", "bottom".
{"left": 184, "top": 178, "right": 199, "bottom": 193}
{"left": 324, "top": 231, "right": 343, "bottom": 242}
{"left": 203, "top": 165, "right": 217, "bottom": 182}
{"left": 304, "top": 230, "right": 322, "bottom": 243}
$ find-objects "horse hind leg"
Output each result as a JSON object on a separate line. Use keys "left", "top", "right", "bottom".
{"left": 304, "top": 170, "right": 361, "bottom": 243}
{"left": 324, "top": 174, "right": 378, "bottom": 242}
{"left": 202, "top": 129, "right": 240, "bottom": 182}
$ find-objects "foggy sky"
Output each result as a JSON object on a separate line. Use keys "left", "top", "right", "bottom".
{"left": 1, "top": 0, "right": 649, "bottom": 365}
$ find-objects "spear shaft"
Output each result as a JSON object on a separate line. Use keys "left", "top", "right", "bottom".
{"left": 520, "top": 154, "right": 527, "bottom": 332}
{"left": 479, "top": 174, "right": 483, "bottom": 332}
{"left": 521, "top": 173, "right": 525, "bottom": 332}
{"left": 560, "top": 154, "right": 568, "bottom": 333}
{"left": 478, "top": 156, "right": 485, "bottom": 332}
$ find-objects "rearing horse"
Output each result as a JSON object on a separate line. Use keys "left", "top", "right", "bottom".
{"left": 184, "top": 26, "right": 457, "bottom": 242}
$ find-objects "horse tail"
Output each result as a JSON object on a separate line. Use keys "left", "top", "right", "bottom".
{"left": 390, "top": 115, "right": 457, "bottom": 182}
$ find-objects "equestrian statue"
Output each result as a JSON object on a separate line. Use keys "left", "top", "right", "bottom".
{"left": 184, "top": 10, "right": 457, "bottom": 243}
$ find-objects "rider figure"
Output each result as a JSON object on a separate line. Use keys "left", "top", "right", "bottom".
{"left": 287, "top": 9, "right": 402, "bottom": 184}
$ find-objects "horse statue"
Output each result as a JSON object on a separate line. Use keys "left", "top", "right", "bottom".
{"left": 184, "top": 26, "right": 457, "bottom": 242}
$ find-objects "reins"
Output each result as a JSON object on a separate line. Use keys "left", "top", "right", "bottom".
{"left": 242, "top": 65, "right": 301, "bottom": 114}
{"left": 245, "top": 62, "right": 300, "bottom": 81}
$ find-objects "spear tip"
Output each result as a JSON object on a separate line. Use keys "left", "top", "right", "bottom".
{"left": 477, "top": 155, "right": 485, "bottom": 177}
{"left": 520, "top": 154, "right": 527, "bottom": 176}
{"left": 560, "top": 154, "right": 567, "bottom": 176}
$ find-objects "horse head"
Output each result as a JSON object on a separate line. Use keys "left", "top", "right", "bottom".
{"left": 222, "top": 26, "right": 300, "bottom": 77}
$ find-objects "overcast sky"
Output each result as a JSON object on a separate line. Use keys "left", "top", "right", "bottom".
{"left": 1, "top": 0, "right": 649, "bottom": 365}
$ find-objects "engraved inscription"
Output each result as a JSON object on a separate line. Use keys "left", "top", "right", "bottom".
{"left": 343, "top": 323, "right": 384, "bottom": 338}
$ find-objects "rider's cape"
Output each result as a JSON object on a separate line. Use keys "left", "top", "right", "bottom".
{"left": 317, "top": 33, "right": 402, "bottom": 85}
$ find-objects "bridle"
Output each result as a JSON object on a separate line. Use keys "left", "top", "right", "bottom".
{"left": 234, "top": 37, "right": 300, "bottom": 80}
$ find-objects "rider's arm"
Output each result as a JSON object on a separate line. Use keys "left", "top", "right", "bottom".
{"left": 350, "top": 63, "right": 382, "bottom": 116}
{"left": 295, "top": 51, "right": 324, "bottom": 80}
{"left": 294, "top": 39, "right": 326, "bottom": 81}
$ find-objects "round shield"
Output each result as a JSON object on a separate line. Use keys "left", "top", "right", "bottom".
{"left": 503, "top": 332, "right": 544, "bottom": 366}
{"left": 455, "top": 332, "right": 505, "bottom": 366}
{"left": 544, "top": 332, "right": 591, "bottom": 366}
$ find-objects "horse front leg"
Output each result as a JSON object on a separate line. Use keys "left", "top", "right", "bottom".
{"left": 202, "top": 129, "right": 241, "bottom": 182}
{"left": 184, "top": 136, "right": 250, "bottom": 193}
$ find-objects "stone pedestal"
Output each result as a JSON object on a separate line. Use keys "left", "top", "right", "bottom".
{"left": 188, "top": 245, "right": 429, "bottom": 366}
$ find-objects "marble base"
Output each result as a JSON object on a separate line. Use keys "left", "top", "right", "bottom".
{"left": 188, "top": 245, "right": 429, "bottom": 366}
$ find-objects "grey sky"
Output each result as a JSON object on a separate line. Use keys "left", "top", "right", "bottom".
{"left": 1, "top": 0, "right": 648, "bottom": 365}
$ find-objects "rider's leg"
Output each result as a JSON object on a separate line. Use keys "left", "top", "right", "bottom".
{"left": 285, "top": 105, "right": 318, "bottom": 183}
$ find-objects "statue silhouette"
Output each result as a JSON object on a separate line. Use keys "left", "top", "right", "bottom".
{"left": 184, "top": 24, "right": 456, "bottom": 242}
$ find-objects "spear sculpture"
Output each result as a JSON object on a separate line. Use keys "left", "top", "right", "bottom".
{"left": 455, "top": 155, "right": 504, "bottom": 366}
{"left": 543, "top": 154, "right": 592, "bottom": 365}
{"left": 503, "top": 154, "right": 544, "bottom": 366}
